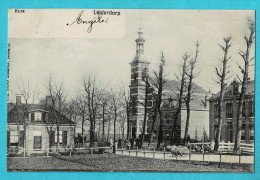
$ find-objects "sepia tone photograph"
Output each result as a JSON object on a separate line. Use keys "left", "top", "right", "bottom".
{"left": 7, "top": 9, "right": 255, "bottom": 172}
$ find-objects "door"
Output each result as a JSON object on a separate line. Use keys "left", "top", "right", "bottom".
{"left": 34, "top": 136, "right": 42, "bottom": 149}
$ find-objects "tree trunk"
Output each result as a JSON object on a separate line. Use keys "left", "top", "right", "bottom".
{"left": 183, "top": 42, "right": 199, "bottom": 145}
{"left": 82, "top": 116, "right": 85, "bottom": 147}
{"left": 214, "top": 37, "right": 231, "bottom": 152}
{"left": 113, "top": 109, "right": 117, "bottom": 153}
{"left": 89, "top": 120, "right": 95, "bottom": 147}
{"left": 107, "top": 115, "right": 111, "bottom": 142}
{"left": 56, "top": 126, "right": 60, "bottom": 149}
{"left": 183, "top": 104, "right": 190, "bottom": 145}
{"left": 234, "top": 20, "right": 254, "bottom": 154}
{"left": 102, "top": 106, "right": 105, "bottom": 141}
{"left": 157, "top": 110, "right": 163, "bottom": 149}
{"left": 126, "top": 105, "right": 130, "bottom": 140}
{"left": 171, "top": 54, "right": 188, "bottom": 145}
{"left": 148, "top": 100, "right": 158, "bottom": 147}
{"left": 156, "top": 77, "right": 163, "bottom": 148}
{"left": 140, "top": 78, "right": 149, "bottom": 149}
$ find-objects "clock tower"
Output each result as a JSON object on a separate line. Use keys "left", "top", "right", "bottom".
{"left": 129, "top": 28, "right": 150, "bottom": 138}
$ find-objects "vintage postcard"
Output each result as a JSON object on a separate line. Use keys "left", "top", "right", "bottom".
{"left": 7, "top": 9, "right": 255, "bottom": 172}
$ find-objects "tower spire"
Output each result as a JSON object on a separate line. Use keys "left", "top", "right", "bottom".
{"left": 139, "top": 9, "right": 142, "bottom": 31}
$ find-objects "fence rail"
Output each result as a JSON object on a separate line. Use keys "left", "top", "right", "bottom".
{"left": 7, "top": 146, "right": 112, "bottom": 157}
{"left": 188, "top": 142, "right": 254, "bottom": 155}
{"left": 116, "top": 147, "right": 254, "bottom": 169}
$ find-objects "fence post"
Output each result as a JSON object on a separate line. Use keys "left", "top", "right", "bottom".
{"left": 164, "top": 147, "right": 165, "bottom": 159}
{"left": 203, "top": 146, "right": 205, "bottom": 162}
{"left": 122, "top": 149, "right": 123, "bottom": 155}
{"left": 239, "top": 148, "right": 241, "bottom": 164}
{"left": 129, "top": 149, "right": 130, "bottom": 156}
{"left": 189, "top": 148, "right": 191, "bottom": 161}
{"left": 136, "top": 147, "right": 138, "bottom": 157}
{"left": 153, "top": 148, "right": 155, "bottom": 159}
{"left": 144, "top": 147, "right": 146, "bottom": 158}
{"left": 218, "top": 150, "right": 222, "bottom": 168}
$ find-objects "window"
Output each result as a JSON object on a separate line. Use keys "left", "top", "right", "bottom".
{"left": 10, "top": 131, "right": 19, "bottom": 146}
{"left": 242, "top": 102, "right": 245, "bottom": 117}
{"left": 132, "top": 69, "right": 138, "bottom": 83}
{"left": 42, "top": 112, "right": 46, "bottom": 121}
{"left": 214, "top": 104, "right": 218, "bottom": 118}
{"left": 31, "top": 112, "right": 35, "bottom": 121}
{"left": 142, "top": 68, "right": 147, "bottom": 81}
{"left": 62, "top": 131, "right": 67, "bottom": 146}
{"left": 132, "top": 97, "right": 137, "bottom": 113}
{"left": 249, "top": 101, "right": 254, "bottom": 117}
{"left": 249, "top": 124, "right": 254, "bottom": 140}
{"left": 55, "top": 131, "right": 63, "bottom": 144}
{"left": 34, "top": 112, "right": 42, "bottom": 121}
{"left": 227, "top": 122, "right": 233, "bottom": 142}
{"left": 226, "top": 103, "right": 233, "bottom": 118}
{"left": 241, "top": 124, "right": 245, "bottom": 141}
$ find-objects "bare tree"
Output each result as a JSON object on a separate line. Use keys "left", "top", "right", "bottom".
{"left": 171, "top": 52, "right": 189, "bottom": 145}
{"left": 120, "top": 84, "right": 131, "bottom": 140}
{"left": 12, "top": 76, "right": 39, "bottom": 156}
{"left": 110, "top": 88, "right": 122, "bottom": 153}
{"left": 183, "top": 41, "right": 200, "bottom": 145}
{"left": 107, "top": 105, "right": 113, "bottom": 142}
{"left": 147, "top": 53, "right": 167, "bottom": 148}
{"left": 119, "top": 113, "right": 126, "bottom": 140}
{"left": 74, "top": 93, "right": 87, "bottom": 147}
{"left": 214, "top": 36, "right": 232, "bottom": 152}
{"left": 139, "top": 67, "right": 150, "bottom": 149}
{"left": 81, "top": 73, "right": 104, "bottom": 147}
{"left": 99, "top": 92, "right": 111, "bottom": 142}
{"left": 234, "top": 19, "right": 255, "bottom": 154}
{"left": 155, "top": 53, "right": 167, "bottom": 149}
{"left": 66, "top": 99, "right": 79, "bottom": 139}
{"left": 44, "top": 75, "right": 69, "bottom": 149}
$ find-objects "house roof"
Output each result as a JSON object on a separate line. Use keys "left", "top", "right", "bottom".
{"left": 210, "top": 79, "right": 255, "bottom": 100}
{"left": 7, "top": 103, "right": 74, "bottom": 125}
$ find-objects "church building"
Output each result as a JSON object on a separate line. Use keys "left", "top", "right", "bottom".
{"left": 129, "top": 29, "right": 209, "bottom": 144}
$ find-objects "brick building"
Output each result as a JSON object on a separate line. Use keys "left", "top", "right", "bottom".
{"left": 129, "top": 29, "right": 209, "bottom": 143}
{"left": 7, "top": 96, "right": 75, "bottom": 155}
{"left": 209, "top": 79, "right": 255, "bottom": 143}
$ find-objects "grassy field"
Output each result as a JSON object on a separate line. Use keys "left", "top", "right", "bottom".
{"left": 7, "top": 154, "right": 253, "bottom": 172}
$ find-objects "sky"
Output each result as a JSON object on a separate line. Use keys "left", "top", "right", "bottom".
{"left": 8, "top": 10, "right": 255, "bottom": 103}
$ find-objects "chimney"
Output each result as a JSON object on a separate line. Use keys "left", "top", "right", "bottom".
{"left": 16, "top": 95, "right": 22, "bottom": 105}
{"left": 205, "top": 94, "right": 208, "bottom": 108}
{"left": 46, "top": 96, "right": 52, "bottom": 107}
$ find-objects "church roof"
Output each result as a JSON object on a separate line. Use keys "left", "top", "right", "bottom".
{"left": 149, "top": 77, "right": 209, "bottom": 111}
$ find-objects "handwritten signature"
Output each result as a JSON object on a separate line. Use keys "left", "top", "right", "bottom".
{"left": 67, "top": 10, "right": 109, "bottom": 33}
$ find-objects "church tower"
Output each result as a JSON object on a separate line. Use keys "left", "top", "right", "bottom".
{"left": 129, "top": 28, "right": 150, "bottom": 138}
